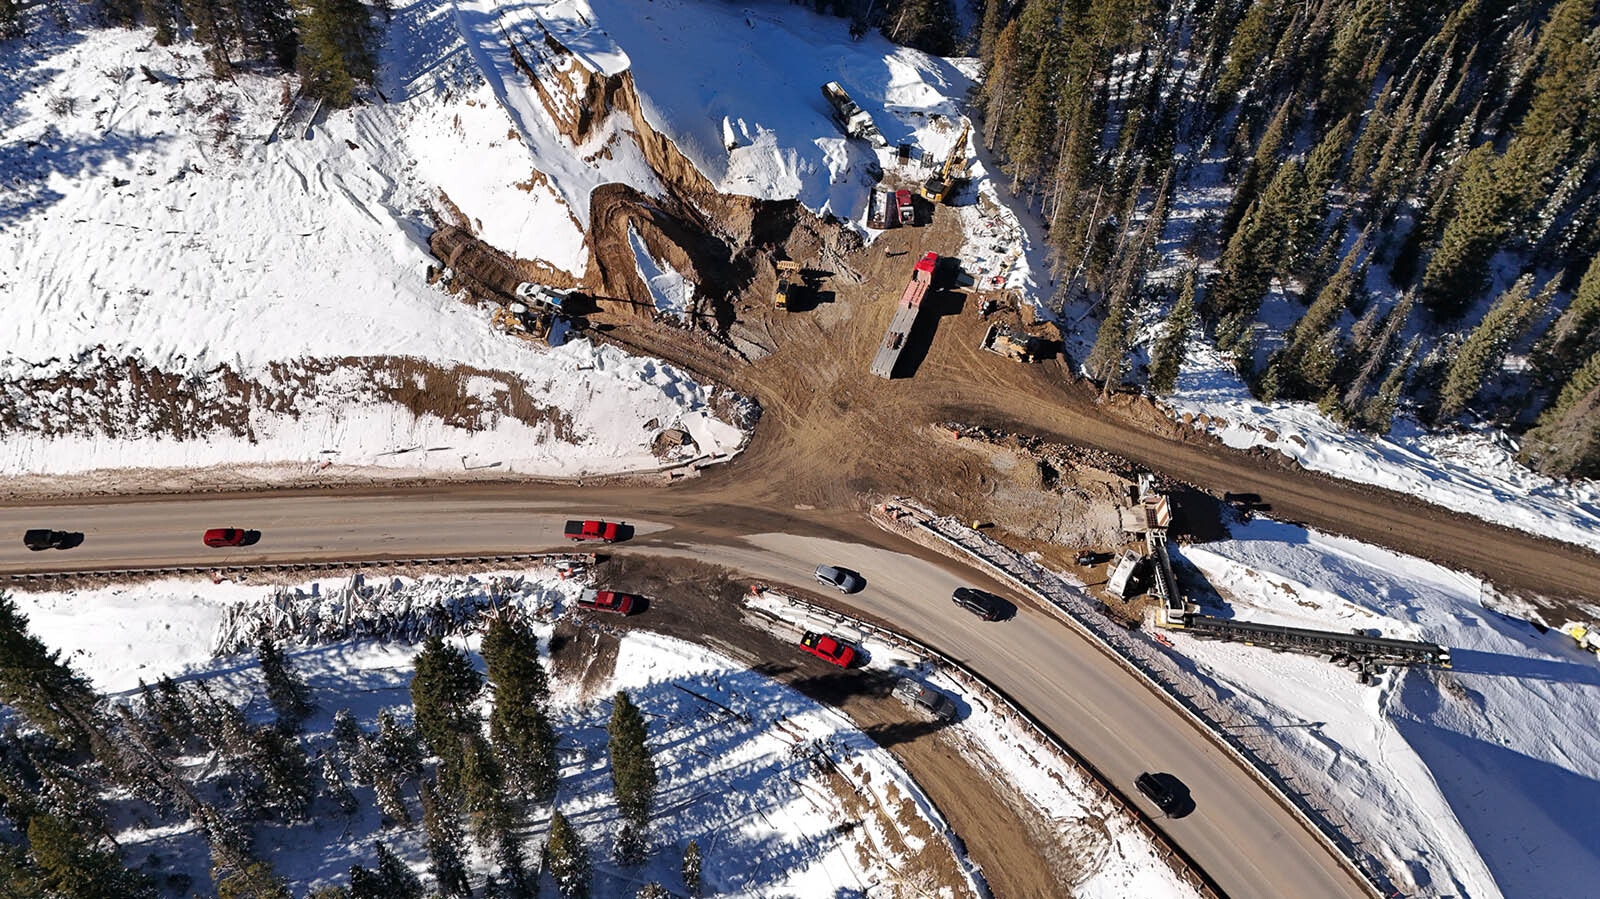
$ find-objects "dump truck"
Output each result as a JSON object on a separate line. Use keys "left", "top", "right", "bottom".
{"left": 821, "top": 81, "right": 886, "bottom": 146}
{"left": 980, "top": 324, "right": 1047, "bottom": 362}
{"left": 868, "top": 185, "right": 894, "bottom": 228}
{"left": 774, "top": 260, "right": 801, "bottom": 310}
{"left": 922, "top": 121, "right": 971, "bottom": 203}
{"left": 895, "top": 189, "right": 915, "bottom": 226}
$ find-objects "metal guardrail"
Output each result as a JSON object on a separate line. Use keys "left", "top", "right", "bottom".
{"left": 3, "top": 552, "right": 596, "bottom": 585}
{"left": 874, "top": 498, "right": 1389, "bottom": 898}
{"left": 753, "top": 587, "right": 1224, "bottom": 899}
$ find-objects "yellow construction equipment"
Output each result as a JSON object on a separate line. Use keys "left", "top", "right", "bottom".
{"left": 922, "top": 121, "right": 971, "bottom": 204}
{"left": 774, "top": 260, "right": 802, "bottom": 310}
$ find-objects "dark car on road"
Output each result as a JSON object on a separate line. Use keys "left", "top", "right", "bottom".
{"left": 23, "top": 529, "right": 75, "bottom": 551}
{"left": 203, "top": 528, "right": 248, "bottom": 548}
{"left": 814, "top": 564, "right": 865, "bottom": 594}
{"left": 1136, "top": 772, "right": 1185, "bottom": 815}
{"left": 952, "top": 587, "right": 1007, "bottom": 621}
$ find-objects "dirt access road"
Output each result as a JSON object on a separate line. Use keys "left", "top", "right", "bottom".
{"left": 587, "top": 193, "right": 1600, "bottom": 609}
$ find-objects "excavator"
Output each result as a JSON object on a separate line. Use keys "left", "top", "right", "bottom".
{"left": 922, "top": 121, "right": 971, "bottom": 204}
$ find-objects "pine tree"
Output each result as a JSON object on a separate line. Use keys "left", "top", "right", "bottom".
{"left": 243, "top": 723, "right": 314, "bottom": 821}
{"left": 0, "top": 0, "right": 21, "bottom": 39}
{"left": 1419, "top": 145, "right": 1510, "bottom": 317}
{"left": 0, "top": 594, "right": 100, "bottom": 750}
{"left": 419, "top": 780, "right": 471, "bottom": 898}
{"left": 320, "top": 755, "right": 358, "bottom": 817}
{"left": 214, "top": 859, "right": 291, "bottom": 899}
{"left": 482, "top": 618, "right": 559, "bottom": 802}
{"left": 26, "top": 813, "right": 153, "bottom": 899}
{"left": 373, "top": 710, "right": 423, "bottom": 785}
{"left": 307, "top": 888, "right": 351, "bottom": 899}
{"left": 1436, "top": 274, "right": 1550, "bottom": 419}
{"left": 1532, "top": 253, "right": 1600, "bottom": 386}
{"left": 293, "top": 0, "right": 373, "bottom": 107}
{"left": 373, "top": 771, "right": 410, "bottom": 826}
{"left": 682, "top": 840, "right": 703, "bottom": 897}
{"left": 409, "top": 635, "right": 483, "bottom": 759}
{"left": 373, "top": 843, "right": 424, "bottom": 899}
{"left": 1084, "top": 294, "right": 1132, "bottom": 386}
{"left": 1520, "top": 346, "right": 1600, "bottom": 477}
{"left": 607, "top": 691, "right": 657, "bottom": 829}
{"left": 1148, "top": 273, "right": 1196, "bottom": 394}
{"left": 1355, "top": 336, "right": 1420, "bottom": 433}
{"left": 446, "top": 730, "right": 519, "bottom": 850}
{"left": 256, "top": 635, "right": 312, "bottom": 731}
{"left": 637, "top": 883, "right": 670, "bottom": 899}
{"left": 544, "top": 810, "right": 590, "bottom": 899}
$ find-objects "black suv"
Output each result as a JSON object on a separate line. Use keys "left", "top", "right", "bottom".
{"left": 23, "top": 529, "right": 75, "bottom": 551}
{"left": 1136, "top": 772, "right": 1183, "bottom": 815}
{"left": 952, "top": 587, "right": 1006, "bottom": 621}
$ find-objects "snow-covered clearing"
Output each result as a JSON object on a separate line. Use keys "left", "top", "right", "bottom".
{"left": 0, "top": 9, "right": 740, "bottom": 483}
{"left": 1164, "top": 343, "right": 1600, "bottom": 554}
{"left": 14, "top": 570, "right": 986, "bottom": 896}
{"left": 1166, "top": 518, "right": 1600, "bottom": 898}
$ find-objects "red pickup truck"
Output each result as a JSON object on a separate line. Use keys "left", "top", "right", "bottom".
{"left": 798, "top": 632, "right": 856, "bottom": 668}
{"left": 577, "top": 589, "right": 638, "bottom": 616}
{"left": 564, "top": 519, "right": 620, "bottom": 542}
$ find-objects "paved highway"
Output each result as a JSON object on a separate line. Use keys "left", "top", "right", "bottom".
{"left": 0, "top": 491, "right": 1371, "bottom": 899}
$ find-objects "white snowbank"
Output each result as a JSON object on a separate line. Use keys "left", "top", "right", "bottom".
{"left": 1169, "top": 518, "right": 1600, "bottom": 897}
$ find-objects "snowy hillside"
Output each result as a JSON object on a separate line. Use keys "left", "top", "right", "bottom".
{"left": 0, "top": 16, "right": 744, "bottom": 485}
{"left": 12, "top": 568, "right": 1198, "bottom": 897}
{"left": 1167, "top": 519, "right": 1600, "bottom": 898}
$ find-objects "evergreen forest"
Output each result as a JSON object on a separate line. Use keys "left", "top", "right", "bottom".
{"left": 962, "top": 0, "right": 1600, "bottom": 476}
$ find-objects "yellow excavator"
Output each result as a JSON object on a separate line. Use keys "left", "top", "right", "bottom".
{"left": 922, "top": 121, "right": 971, "bottom": 204}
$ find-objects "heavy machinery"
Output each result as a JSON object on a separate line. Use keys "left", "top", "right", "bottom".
{"left": 1561, "top": 622, "right": 1600, "bottom": 656}
{"left": 773, "top": 260, "right": 801, "bottom": 310}
{"left": 980, "top": 323, "right": 1047, "bottom": 362}
{"left": 922, "top": 121, "right": 971, "bottom": 203}
{"left": 494, "top": 283, "right": 575, "bottom": 342}
{"left": 820, "top": 82, "right": 886, "bottom": 147}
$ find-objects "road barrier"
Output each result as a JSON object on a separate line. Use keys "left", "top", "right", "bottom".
{"left": 873, "top": 498, "right": 1388, "bottom": 899}
{"left": 3, "top": 553, "right": 596, "bottom": 586}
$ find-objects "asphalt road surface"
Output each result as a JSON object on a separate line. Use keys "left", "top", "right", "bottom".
{"left": 0, "top": 492, "right": 1371, "bottom": 899}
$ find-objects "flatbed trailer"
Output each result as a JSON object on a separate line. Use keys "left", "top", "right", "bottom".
{"left": 870, "top": 252, "right": 939, "bottom": 379}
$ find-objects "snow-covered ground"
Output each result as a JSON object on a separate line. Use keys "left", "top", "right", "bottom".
{"left": 1164, "top": 343, "right": 1600, "bottom": 555}
{"left": 14, "top": 570, "right": 987, "bottom": 896}
{"left": 0, "top": 9, "right": 743, "bottom": 483}
{"left": 1166, "top": 518, "right": 1600, "bottom": 898}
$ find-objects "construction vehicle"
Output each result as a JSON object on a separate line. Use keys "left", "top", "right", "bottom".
{"left": 492, "top": 283, "right": 575, "bottom": 341}
{"left": 868, "top": 185, "right": 893, "bottom": 228}
{"left": 922, "top": 121, "right": 971, "bottom": 203}
{"left": 1561, "top": 622, "right": 1600, "bottom": 656}
{"left": 980, "top": 324, "right": 1048, "bottom": 362}
{"left": 895, "top": 189, "right": 915, "bottom": 226}
{"left": 773, "top": 260, "right": 801, "bottom": 310}
{"left": 870, "top": 252, "right": 940, "bottom": 379}
{"left": 821, "top": 82, "right": 887, "bottom": 147}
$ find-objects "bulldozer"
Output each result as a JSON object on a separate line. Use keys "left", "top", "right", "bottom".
{"left": 980, "top": 323, "right": 1047, "bottom": 362}
{"left": 922, "top": 121, "right": 971, "bottom": 204}
{"left": 773, "top": 260, "right": 802, "bottom": 310}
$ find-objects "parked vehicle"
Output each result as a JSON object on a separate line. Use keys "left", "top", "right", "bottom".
{"left": 892, "top": 678, "right": 957, "bottom": 722}
{"left": 22, "top": 529, "right": 74, "bottom": 551}
{"left": 952, "top": 587, "right": 1006, "bottom": 620}
{"left": 577, "top": 589, "right": 638, "bottom": 616}
{"left": 564, "top": 519, "right": 621, "bottom": 542}
{"left": 894, "top": 188, "right": 914, "bottom": 225}
{"left": 202, "top": 528, "right": 247, "bottom": 548}
{"left": 798, "top": 631, "right": 856, "bottom": 667}
{"left": 1136, "top": 772, "right": 1183, "bottom": 814}
{"left": 814, "top": 564, "right": 865, "bottom": 594}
